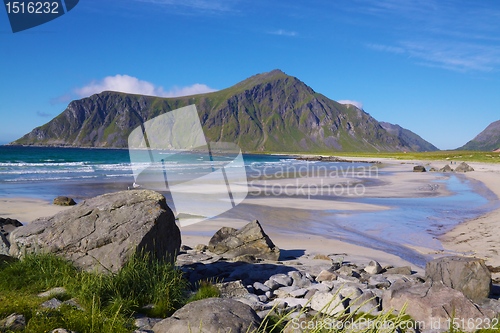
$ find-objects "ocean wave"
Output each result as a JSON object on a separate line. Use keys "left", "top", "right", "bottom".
{"left": 3, "top": 175, "right": 99, "bottom": 182}
{"left": 0, "top": 161, "right": 88, "bottom": 167}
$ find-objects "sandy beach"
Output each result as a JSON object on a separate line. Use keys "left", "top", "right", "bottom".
{"left": 438, "top": 162, "right": 500, "bottom": 280}
{"left": 2, "top": 159, "right": 499, "bottom": 278}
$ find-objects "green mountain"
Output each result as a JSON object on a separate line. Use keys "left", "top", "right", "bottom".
{"left": 380, "top": 122, "right": 439, "bottom": 152}
{"left": 458, "top": 120, "right": 500, "bottom": 151}
{"left": 11, "top": 70, "right": 435, "bottom": 153}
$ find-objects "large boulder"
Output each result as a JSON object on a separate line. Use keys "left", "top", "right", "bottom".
{"left": 383, "top": 281, "right": 492, "bottom": 332}
{"left": 413, "top": 165, "right": 426, "bottom": 172}
{"left": 9, "top": 190, "right": 181, "bottom": 273}
{"left": 426, "top": 256, "right": 491, "bottom": 302}
{"left": 439, "top": 165, "right": 453, "bottom": 172}
{"left": 152, "top": 298, "right": 261, "bottom": 333}
{"left": 454, "top": 162, "right": 474, "bottom": 172}
{"left": 53, "top": 196, "right": 76, "bottom": 206}
{"left": 208, "top": 220, "right": 280, "bottom": 261}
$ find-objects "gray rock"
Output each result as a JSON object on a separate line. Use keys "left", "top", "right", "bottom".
{"left": 234, "top": 295, "right": 270, "bottom": 311}
{"left": 348, "top": 290, "right": 380, "bottom": 315}
{"left": 152, "top": 298, "right": 261, "bottom": 333}
{"left": 264, "top": 279, "right": 281, "bottom": 290}
{"left": 368, "top": 275, "right": 391, "bottom": 289}
{"left": 336, "top": 285, "right": 363, "bottom": 299}
{"left": 50, "top": 329, "right": 77, "bottom": 333}
{"left": 413, "top": 165, "right": 426, "bottom": 172}
{"left": 53, "top": 196, "right": 76, "bottom": 206}
{"left": 455, "top": 162, "right": 474, "bottom": 172}
{"left": 208, "top": 220, "right": 280, "bottom": 261}
{"left": 477, "top": 298, "right": 500, "bottom": 319}
{"left": 273, "top": 297, "right": 309, "bottom": 309}
{"left": 364, "top": 260, "right": 383, "bottom": 274}
{"left": 41, "top": 298, "right": 63, "bottom": 309}
{"left": 9, "top": 190, "right": 181, "bottom": 273}
{"left": 0, "top": 234, "right": 10, "bottom": 256}
{"left": 0, "top": 218, "right": 22, "bottom": 235}
{"left": 216, "top": 280, "right": 250, "bottom": 298}
{"left": 337, "top": 265, "right": 361, "bottom": 278}
{"left": 176, "top": 252, "right": 213, "bottom": 265}
{"left": 270, "top": 273, "right": 293, "bottom": 287}
{"left": 439, "top": 164, "right": 453, "bottom": 172}
{"left": 308, "top": 283, "right": 331, "bottom": 292}
{"left": 288, "top": 271, "right": 313, "bottom": 288}
{"left": 310, "top": 292, "right": 346, "bottom": 315}
{"left": 253, "top": 282, "right": 270, "bottom": 294}
{"left": 0, "top": 313, "right": 26, "bottom": 331}
{"left": 426, "top": 256, "right": 491, "bottom": 301}
{"left": 315, "top": 270, "right": 338, "bottom": 282}
{"left": 134, "top": 316, "right": 162, "bottom": 331}
{"left": 38, "top": 287, "right": 66, "bottom": 298}
{"left": 383, "top": 281, "right": 492, "bottom": 333}
{"left": 274, "top": 286, "right": 299, "bottom": 298}
{"left": 289, "top": 288, "right": 308, "bottom": 298}
{"left": 321, "top": 280, "right": 335, "bottom": 289}
{"left": 232, "top": 254, "right": 260, "bottom": 263}
{"left": 0, "top": 218, "right": 22, "bottom": 255}
{"left": 336, "top": 275, "right": 361, "bottom": 284}
{"left": 304, "top": 289, "right": 317, "bottom": 300}
{"left": 384, "top": 266, "right": 412, "bottom": 275}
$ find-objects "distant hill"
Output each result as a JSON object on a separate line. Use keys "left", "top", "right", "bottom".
{"left": 458, "top": 120, "right": 500, "bottom": 151}
{"left": 11, "top": 69, "right": 436, "bottom": 153}
{"left": 380, "top": 122, "right": 439, "bottom": 151}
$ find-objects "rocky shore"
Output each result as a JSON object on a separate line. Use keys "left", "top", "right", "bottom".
{"left": 2, "top": 189, "right": 500, "bottom": 332}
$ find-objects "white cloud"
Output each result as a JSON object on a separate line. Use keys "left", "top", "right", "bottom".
{"left": 355, "top": 1, "right": 500, "bottom": 72}
{"left": 163, "top": 84, "right": 217, "bottom": 97}
{"left": 338, "top": 100, "right": 364, "bottom": 110}
{"left": 269, "top": 29, "right": 297, "bottom": 37}
{"left": 75, "top": 75, "right": 216, "bottom": 98}
{"left": 366, "top": 43, "right": 405, "bottom": 54}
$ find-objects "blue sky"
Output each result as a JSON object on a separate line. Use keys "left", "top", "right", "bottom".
{"left": 1, "top": 0, "right": 499, "bottom": 150}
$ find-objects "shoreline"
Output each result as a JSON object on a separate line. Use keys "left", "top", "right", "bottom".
{"left": 1, "top": 159, "right": 498, "bottom": 276}
{"left": 438, "top": 162, "right": 500, "bottom": 275}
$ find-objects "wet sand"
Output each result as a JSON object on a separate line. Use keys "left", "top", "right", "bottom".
{"left": 438, "top": 162, "right": 500, "bottom": 280}
{"left": 1, "top": 159, "right": 498, "bottom": 275}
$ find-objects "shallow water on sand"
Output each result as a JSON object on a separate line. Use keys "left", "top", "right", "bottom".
{"left": 210, "top": 173, "right": 498, "bottom": 267}
{"left": 1, "top": 146, "right": 497, "bottom": 266}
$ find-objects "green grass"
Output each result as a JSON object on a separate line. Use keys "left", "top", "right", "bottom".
{"left": 0, "top": 253, "right": 207, "bottom": 333}
{"left": 187, "top": 280, "right": 220, "bottom": 303}
{"left": 331, "top": 150, "right": 500, "bottom": 163}
{"left": 249, "top": 150, "right": 500, "bottom": 164}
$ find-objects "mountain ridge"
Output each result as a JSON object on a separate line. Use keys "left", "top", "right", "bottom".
{"left": 380, "top": 122, "right": 439, "bottom": 152}
{"left": 458, "top": 120, "right": 500, "bottom": 151}
{"left": 11, "top": 70, "right": 436, "bottom": 153}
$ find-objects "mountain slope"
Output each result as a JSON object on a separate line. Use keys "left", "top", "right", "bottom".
{"left": 11, "top": 70, "right": 432, "bottom": 153}
{"left": 459, "top": 120, "right": 500, "bottom": 151}
{"left": 380, "top": 122, "right": 439, "bottom": 151}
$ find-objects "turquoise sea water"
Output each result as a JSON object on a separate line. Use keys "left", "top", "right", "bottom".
{"left": 0, "top": 145, "right": 497, "bottom": 266}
